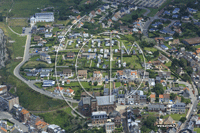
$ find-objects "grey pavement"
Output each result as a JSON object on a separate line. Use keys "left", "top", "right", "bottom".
{"left": 0, "top": 112, "right": 28, "bottom": 132}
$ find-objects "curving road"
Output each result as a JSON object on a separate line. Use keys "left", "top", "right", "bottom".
{"left": 13, "top": 27, "right": 79, "bottom": 103}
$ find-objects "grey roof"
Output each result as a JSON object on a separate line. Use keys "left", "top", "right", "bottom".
{"left": 83, "top": 97, "right": 91, "bottom": 105}
{"left": 35, "top": 12, "right": 54, "bottom": 16}
{"left": 40, "top": 53, "right": 49, "bottom": 57}
{"left": 109, "top": 110, "right": 121, "bottom": 118}
{"left": 96, "top": 95, "right": 115, "bottom": 106}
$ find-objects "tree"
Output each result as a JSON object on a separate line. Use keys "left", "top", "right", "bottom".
{"left": 170, "top": 93, "right": 177, "bottom": 100}
{"left": 94, "top": 81, "right": 98, "bottom": 86}
{"left": 186, "top": 66, "right": 193, "bottom": 75}
{"left": 179, "top": 58, "right": 187, "bottom": 68}
{"left": 179, "top": 117, "right": 186, "bottom": 123}
{"left": 153, "top": 50, "right": 159, "bottom": 58}
{"left": 141, "top": 116, "right": 157, "bottom": 132}
{"left": 173, "top": 32, "right": 179, "bottom": 38}
{"left": 132, "top": 14, "right": 138, "bottom": 21}
{"left": 0, "top": 14, "right": 3, "bottom": 22}
{"left": 153, "top": 83, "right": 164, "bottom": 96}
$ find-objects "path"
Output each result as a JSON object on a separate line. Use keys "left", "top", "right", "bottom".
{"left": 29, "top": 106, "right": 69, "bottom": 114}
{"left": 71, "top": 106, "right": 78, "bottom": 117}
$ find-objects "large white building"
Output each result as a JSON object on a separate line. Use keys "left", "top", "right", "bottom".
{"left": 30, "top": 12, "right": 54, "bottom": 23}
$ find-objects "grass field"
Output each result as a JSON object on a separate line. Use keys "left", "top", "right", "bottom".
{"left": 147, "top": 0, "right": 172, "bottom": 17}
{"left": 0, "top": 0, "right": 12, "bottom": 15}
{"left": 37, "top": 103, "right": 86, "bottom": 132}
{"left": 163, "top": 113, "right": 186, "bottom": 121}
{"left": 194, "top": 128, "right": 200, "bottom": 132}
{"left": 8, "top": 18, "right": 28, "bottom": 27}
{"left": 0, "top": 22, "right": 66, "bottom": 111}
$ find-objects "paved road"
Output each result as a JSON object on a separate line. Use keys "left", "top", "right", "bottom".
{"left": 12, "top": 28, "right": 79, "bottom": 103}
{"left": 0, "top": 112, "right": 28, "bottom": 132}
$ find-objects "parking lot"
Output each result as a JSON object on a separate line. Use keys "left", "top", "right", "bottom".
{"left": 113, "top": 0, "right": 166, "bottom": 8}
{"left": 135, "top": 0, "right": 166, "bottom": 8}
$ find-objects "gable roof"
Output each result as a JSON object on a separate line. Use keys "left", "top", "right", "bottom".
{"left": 163, "top": 116, "right": 175, "bottom": 125}
{"left": 159, "top": 94, "right": 164, "bottom": 98}
{"left": 21, "top": 109, "right": 29, "bottom": 115}
{"left": 150, "top": 94, "right": 155, "bottom": 98}
{"left": 96, "top": 95, "right": 115, "bottom": 106}
{"left": 183, "top": 87, "right": 189, "bottom": 91}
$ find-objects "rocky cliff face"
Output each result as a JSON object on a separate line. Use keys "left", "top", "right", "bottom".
{"left": 0, "top": 29, "right": 7, "bottom": 69}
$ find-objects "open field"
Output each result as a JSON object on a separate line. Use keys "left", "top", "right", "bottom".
{"left": 0, "top": 22, "right": 66, "bottom": 111}
{"left": 163, "top": 113, "right": 186, "bottom": 121}
{"left": 8, "top": 18, "right": 28, "bottom": 27}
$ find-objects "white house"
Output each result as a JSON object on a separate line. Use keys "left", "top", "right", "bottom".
{"left": 30, "top": 12, "right": 54, "bottom": 23}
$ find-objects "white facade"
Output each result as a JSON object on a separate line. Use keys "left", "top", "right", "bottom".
{"left": 30, "top": 12, "right": 54, "bottom": 23}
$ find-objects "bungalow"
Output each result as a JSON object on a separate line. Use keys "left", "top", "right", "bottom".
{"left": 112, "top": 12, "right": 120, "bottom": 21}
{"left": 172, "top": 8, "right": 180, "bottom": 14}
{"left": 78, "top": 70, "right": 87, "bottom": 79}
{"left": 43, "top": 80, "right": 55, "bottom": 87}
{"left": 148, "top": 78, "right": 155, "bottom": 86}
{"left": 40, "top": 53, "right": 51, "bottom": 64}
{"left": 40, "top": 71, "right": 50, "bottom": 78}
{"left": 63, "top": 69, "right": 73, "bottom": 77}
{"left": 111, "top": 2, "right": 118, "bottom": 8}
{"left": 100, "top": 6, "right": 105, "bottom": 12}
{"left": 64, "top": 88, "right": 74, "bottom": 96}
{"left": 89, "top": 11, "right": 96, "bottom": 18}
{"left": 34, "top": 36, "right": 41, "bottom": 42}
{"left": 187, "top": 8, "right": 197, "bottom": 14}
{"left": 65, "top": 52, "right": 75, "bottom": 59}
{"left": 160, "top": 44, "right": 168, "bottom": 51}
{"left": 163, "top": 11, "right": 170, "bottom": 16}
{"left": 172, "top": 14, "right": 179, "bottom": 18}
{"left": 96, "top": 9, "right": 101, "bottom": 15}
{"left": 164, "top": 36, "right": 173, "bottom": 41}
{"left": 182, "top": 16, "right": 190, "bottom": 21}
{"left": 45, "top": 33, "right": 52, "bottom": 38}
{"left": 54, "top": 87, "right": 64, "bottom": 94}
{"left": 104, "top": 4, "right": 110, "bottom": 9}
{"left": 158, "top": 54, "right": 169, "bottom": 63}
{"left": 149, "top": 28, "right": 156, "bottom": 32}
{"left": 158, "top": 71, "right": 171, "bottom": 79}
{"left": 124, "top": 7, "right": 130, "bottom": 14}
{"left": 150, "top": 94, "right": 156, "bottom": 103}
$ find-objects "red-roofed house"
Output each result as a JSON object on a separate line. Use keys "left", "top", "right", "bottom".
{"left": 20, "top": 109, "right": 30, "bottom": 122}
{"left": 64, "top": 88, "right": 74, "bottom": 96}
{"left": 150, "top": 94, "right": 156, "bottom": 103}
{"left": 54, "top": 87, "right": 64, "bottom": 94}
{"left": 159, "top": 94, "right": 164, "bottom": 103}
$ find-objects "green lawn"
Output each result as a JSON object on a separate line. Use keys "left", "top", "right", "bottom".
{"left": 37, "top": 103, "right": 86, "bottom": 132}
{"left": 179, "top": 84, "right": 186, "bottom": 87}
{"left": 10, "top": 0, "right": 76, "bottom": 17}
{"left": 147, "top": 8, "right": 159, "bottom": 17}
{"left": 120, "top": 9, "right": 146, "bottom": 23}
{"left": 163, "top": 113, "right": 186, "bottom": 121}
{"left": 165, "top": 61, "right": 171, "bottom": 67}
{"left": 194, "top": 128, "right": 200, "bottom": 132}
{"left": 147, "top": 0, "right": 172, "bottom": 17}
{"left": 144, "top": 47, "right": 157, "bottom": 52}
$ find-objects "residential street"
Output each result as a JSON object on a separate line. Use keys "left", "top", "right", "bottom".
{"left": 0, "top": 112, "right": 28, "bottom": 132}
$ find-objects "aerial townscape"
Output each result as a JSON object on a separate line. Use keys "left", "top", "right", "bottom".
{"left": 2, "top": 0, "right": 200, "bottom": 133}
